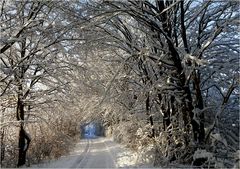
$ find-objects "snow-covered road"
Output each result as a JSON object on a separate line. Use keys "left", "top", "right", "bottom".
{"left": 33, "top": 137, "right": 138, "bottom": 168}
{"left": 74, "top": 138, "right": 115, "bottom": 168}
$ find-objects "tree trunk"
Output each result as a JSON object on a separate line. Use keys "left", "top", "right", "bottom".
{"left": 1, "top": 109, "right": 5, "bottom": 166}
{"left": 192, "top": 70, "right": 205, "bottom": 144}
{"left": 17, "top": 121, "right": 31, "bottom": 167}
{"left": 16, "top": 91, "right": 31, "bottom": 167}
{"left": 17, "top": 126, "right": 26, "bottom": 167}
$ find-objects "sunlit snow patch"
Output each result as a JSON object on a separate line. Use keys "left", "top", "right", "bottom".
{"left": 116, "top": 151, "right": 138, "bottom": 168}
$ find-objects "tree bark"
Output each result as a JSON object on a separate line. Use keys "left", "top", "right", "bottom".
{"left": 0, "top": 109, "right": 5, "bottom": 166}
{"left": 16, "top": 78, "right": 31, "bottom": 167}
{"left": 192, "top": 70, "right": 205, "bottom": 144}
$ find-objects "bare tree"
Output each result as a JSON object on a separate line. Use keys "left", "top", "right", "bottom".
{"left": 0, "top": 1, "right": 81, "bottom": 166}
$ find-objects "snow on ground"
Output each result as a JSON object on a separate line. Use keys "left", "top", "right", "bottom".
{"left": 102, "top": 137, "right": 138, "bottom": 168}
{"left": 30, "top": 136, "right": 147, "bottom": 168}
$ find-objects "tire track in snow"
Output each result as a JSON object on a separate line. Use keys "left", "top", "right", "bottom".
{"left": 70, "top": 139, "right": 90, "bottom": 168}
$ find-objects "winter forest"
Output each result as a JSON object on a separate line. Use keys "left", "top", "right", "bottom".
{"left": 0, "top": 0, "right": 239, "bottom": 168}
